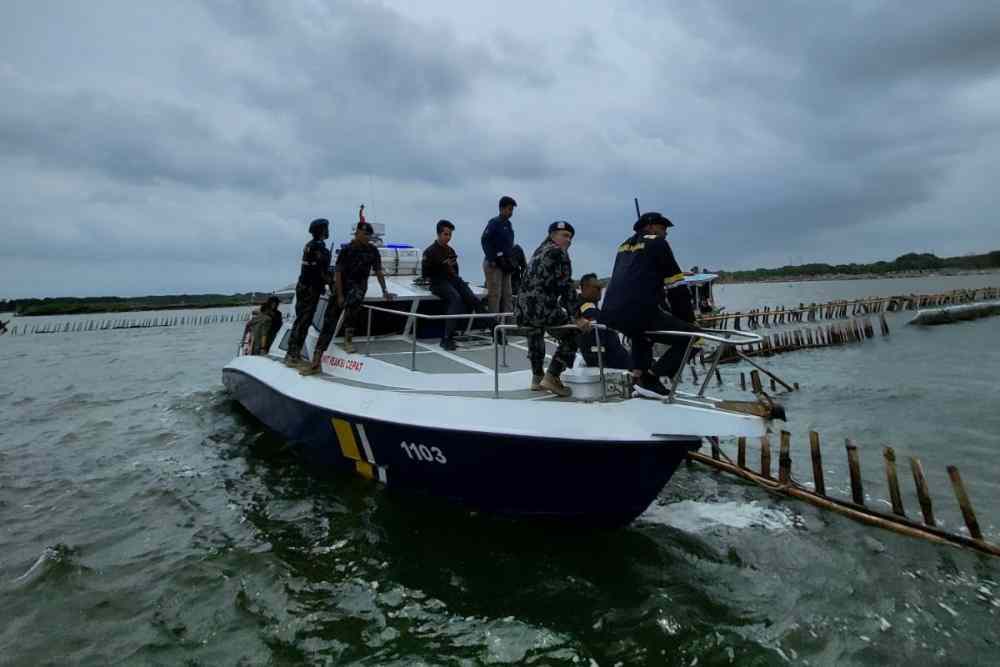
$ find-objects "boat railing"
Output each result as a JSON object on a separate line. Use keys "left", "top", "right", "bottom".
{"left": 362, "top": 304, "right": 514, "bottom": 371}
{"left": 643, "top": 328, "right": 762, "bottom": 402}
{"left": 492, "top": 324, "right": 762, "bottom": 402}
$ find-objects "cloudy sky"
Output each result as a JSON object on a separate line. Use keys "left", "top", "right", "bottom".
{"left": 2, "top": 1, "right": 999, "bottom": 298}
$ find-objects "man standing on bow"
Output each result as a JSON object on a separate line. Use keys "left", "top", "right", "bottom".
{"left": 302, "top": 221, "right": 395, "bottom": 375}
{"left": 481, "top": 195, "right": 517, "bottom": 317}
{"left": 515, "top": 221, "right": 591, "bottom": 397}
{"left": 601, "top": 212, "right": 700, "bottom": 397}
{"left": 285, "top": 218, "right": 331, "bottom": 367}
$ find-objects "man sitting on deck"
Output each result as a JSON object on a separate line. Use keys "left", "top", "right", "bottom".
{"left": 301, "top": 222, "right": 396, "bottom": 375}
{"left": 422, "top": 220, "right": 484, "bottom": 351}
{"left": 575, "top": 273, "right": 630, "bottom": 370}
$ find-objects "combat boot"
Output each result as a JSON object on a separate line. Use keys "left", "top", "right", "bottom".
{"left": 299, "top": 350, "right": 323, "bottom": 376}
{"left": 539, "top": 373, "right": 571, "bottom": 397}
{"left": 529, "top": 374, "right": 544, "bottom": 391}
{"left": 343, "top": 328, "right": 355, "bottom": 354}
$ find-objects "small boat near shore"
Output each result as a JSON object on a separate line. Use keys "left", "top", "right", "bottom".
{"left": 224, "top": 229, "right": 780, "bottom": 526}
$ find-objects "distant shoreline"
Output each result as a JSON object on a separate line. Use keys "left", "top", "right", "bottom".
{"left": 716, "top": 268, "right": 1000, "bottom": 286}
{"left": 2, "top": 294, "right": 272, "bottom": 317}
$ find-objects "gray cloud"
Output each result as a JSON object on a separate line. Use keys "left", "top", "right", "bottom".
{"left": 1, "top": 0, "right": 999, "bottom": 298}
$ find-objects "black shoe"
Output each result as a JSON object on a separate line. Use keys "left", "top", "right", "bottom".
{"left": 636, "top": 374, "right": 670, "bottom": 398}
{"left": 440, "top": 338, "right": 457, "bottom": 351}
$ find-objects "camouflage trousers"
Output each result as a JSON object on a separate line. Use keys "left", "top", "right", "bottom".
{"left": 520, "top": 310, "right": 578, "bottom": 377}
{"left": 316, "top": 283, "right": 367, "bottom": 353}
{"left": 287, "top": 284, "right": 322, "bottom": 359}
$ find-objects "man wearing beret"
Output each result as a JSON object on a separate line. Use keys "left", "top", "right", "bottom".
{"left": 514, "top": 221, "right": 591, "bottom": 397}
{"left": 601, "top": 212, "right": 700, "bottom": 397}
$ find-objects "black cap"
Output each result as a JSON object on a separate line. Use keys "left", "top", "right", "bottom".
{"left": 499, "top": 195, "right": 517, "bottom": 209}
{"left": 548, "top": 220, "right": 575, "bottom": 237}
{"left": 633, "top": 211, "right": 674, "bottom": 232}
{"left": 309, "top": 218, "right": 330, "bottom": 234}
{"left": 356, "top": 221, "right": 374, "bottom": 234}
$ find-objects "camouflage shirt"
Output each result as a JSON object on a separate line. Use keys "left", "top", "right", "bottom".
{"left": 514, "top": 239, "right": 579, "bottom": 327}
{"left": 297, "top": 239, "right": 332, "bottom": 289}
{"left": 335, "top": 241, "right": 383, "bottom": 288}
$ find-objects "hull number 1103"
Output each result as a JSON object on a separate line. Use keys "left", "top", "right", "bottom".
{"left": 400, "top": 441, "right": 447, "bottom": 464}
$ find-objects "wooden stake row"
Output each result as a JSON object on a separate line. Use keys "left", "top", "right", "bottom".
{"left": 709, "top": 315, "right": 889, "bottom": 363}
{"left": 688, "top": 431, "right": 998, "bottom": 557}
{"left": 4, "top": 311, "right": 254, "bottom": 336}
{"left": 700, "top": 286, "right": 998, "bottom": 330}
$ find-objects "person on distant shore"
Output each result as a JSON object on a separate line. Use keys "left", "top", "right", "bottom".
{"left": 302, "top": 221, "right": 396, "bottom": 375}
{"left": 515, "top": 221, "right": 591, "bottom": 396}
{"left": 422, "top": 220, "right": 484, "bottom": 351}
{"left": 601, "top": 212, "right": 700, "bottom": 397}
{"left": 481, "top": 196, "right": 517, "bottom": 317}
{"left": 575, "top": 273, "right": 630, "bottom": 370}
{"left": 284, "top": 219, "right": 331, "bottom": 367}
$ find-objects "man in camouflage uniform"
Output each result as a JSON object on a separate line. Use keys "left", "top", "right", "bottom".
{"left": 514, "top": 221, "right": 591, "bottom": 397}
{"left": 284, "top": 218, "right": 331, "bottom": 367}
{"left": 301, "top": 221, "right": 396, "bottom": 375}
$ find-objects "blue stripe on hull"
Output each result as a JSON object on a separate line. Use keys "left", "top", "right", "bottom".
{"left": 223, "top": 368, "right": 697, "bottom": 526}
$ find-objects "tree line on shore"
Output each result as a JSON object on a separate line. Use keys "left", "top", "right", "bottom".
{"left": 0, "top": 293, "right": 269, "bottom": 316}
{"left": 716, "top": 250, "right": 1000, "bottom": 283}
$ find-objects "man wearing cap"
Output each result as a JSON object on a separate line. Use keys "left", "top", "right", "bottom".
{"left": 481, "top": 196, "right": 517, "bottom": 317}
{"left": 302, "top": 221, "right": 395, "bottom": 375}
{"left": 601, "top": 212, "right": 700, "bottom": 397}
{"left": 422, "top": 219, "right": 483, "bottom": 351}
{"left": 285, "top": 218, "right": 331, "bottom": 367}
{"left": 514, "top": 221, "right": 591, "bottom": 397}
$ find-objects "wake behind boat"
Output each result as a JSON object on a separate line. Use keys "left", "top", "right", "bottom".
{"left": 224, "top": 225, "right": 780, "bottom": 526}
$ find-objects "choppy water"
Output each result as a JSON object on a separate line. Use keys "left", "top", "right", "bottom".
{"left": 2, "top": 275, "right": 999, "bottom": 665}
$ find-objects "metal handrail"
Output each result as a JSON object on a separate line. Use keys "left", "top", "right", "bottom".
{"left": 492, "top": 322, "right": 607, "bottom": 399}
{"left": 641, "top": 328, "right": 761, "bottom": 401}
{"left": 362, "top": 304, "right": 513, "bottom": 371}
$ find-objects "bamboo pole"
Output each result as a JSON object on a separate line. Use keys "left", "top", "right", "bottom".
{"left": 883, "top": 447, "right": 905, "bottom": 517}
{"left": 846, "top": 439, "right": 864, "bottom": 506}
{"left": 779, "top": 431, "right": 791, "bottom": 485}
{"left": 910, "top": 457, "right": 936, "bottom": 527}
{"left": 760, "top": 435, "right": 771, "bottom": 478}
{"left": 737, "top": 437, "right": 746, "bottom": 469}
{"left": 809, "top": 431, "right": 826, "bottom": 496}
{"left": 946, "top": 466, "right": 983, "bottom": 541}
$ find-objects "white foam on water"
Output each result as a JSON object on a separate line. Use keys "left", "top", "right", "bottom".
{"left": 640, "top": 500, "right": 795, "bottom": 533}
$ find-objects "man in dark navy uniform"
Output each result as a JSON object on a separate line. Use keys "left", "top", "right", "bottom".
{"left": 301, "top": 221, "right": 395, "bottom": 375}
{"left": 481, "top": 195, "right": 517, "bottom": 316}
{"left": 601, "top": 212, "right": 700, "bottom": 396}
{"left": 284, "top": 218, "right": 331, "bottom": 367}
{"left": 575, "top": 273, "right": 630, "bottom": 370}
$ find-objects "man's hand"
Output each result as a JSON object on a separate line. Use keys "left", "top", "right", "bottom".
{"left": 383, "top": 291, "right": 397, "bottom": 301}
{"left": 575, "top": 317, "right": 593, "bottom": 333}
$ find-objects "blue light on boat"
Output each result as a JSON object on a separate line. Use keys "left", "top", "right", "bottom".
{"left": 385, "top": 243, "right": 414, "bottom": 249}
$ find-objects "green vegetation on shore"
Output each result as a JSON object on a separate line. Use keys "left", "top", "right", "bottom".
{"left": 717, "top": 250, "right": 1000, "bottom": 283}
{"left": 0, "top": 293, "right": 268, "bottom": 316}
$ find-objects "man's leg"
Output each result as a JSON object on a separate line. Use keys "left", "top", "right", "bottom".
{"left": 301, "top": 300, "right": 342, "bottom": 374}
{"left": 286, "top": 287, "right": 318, "bottom": 363}
{"left": 649, "top": 311, "right": 701, "bottom": 384}
{"left": 547, "top": 329, "right": 578, "bottom": 377}
{"left": 526, "top": 330, "right": 546, "bottom": 382}
{"left": 483, "top": 260, "right": 501, "bottom": 313}
{"left": 499, "top": 272, "right": 513, "bottom": 315}
{"left": 430, "top": 280, "right": 462, "bottom": 345}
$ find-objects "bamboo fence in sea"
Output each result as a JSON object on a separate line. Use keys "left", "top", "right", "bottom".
{"left": 687, "top": 431, "right": 999, "bottom": 558}
{"left": 2, "top": 311, "right": 252, "bottom": 336}
{"left": 700, "top": 286, "right": 999, "bottom": 330}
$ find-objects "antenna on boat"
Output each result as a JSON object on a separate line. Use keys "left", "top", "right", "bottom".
{"left": 634, "top": 197, "right": 641, "bottom": 219}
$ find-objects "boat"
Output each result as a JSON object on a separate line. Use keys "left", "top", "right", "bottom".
{"left": 225, "top": 228, "right": 780, "bottom": 526}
